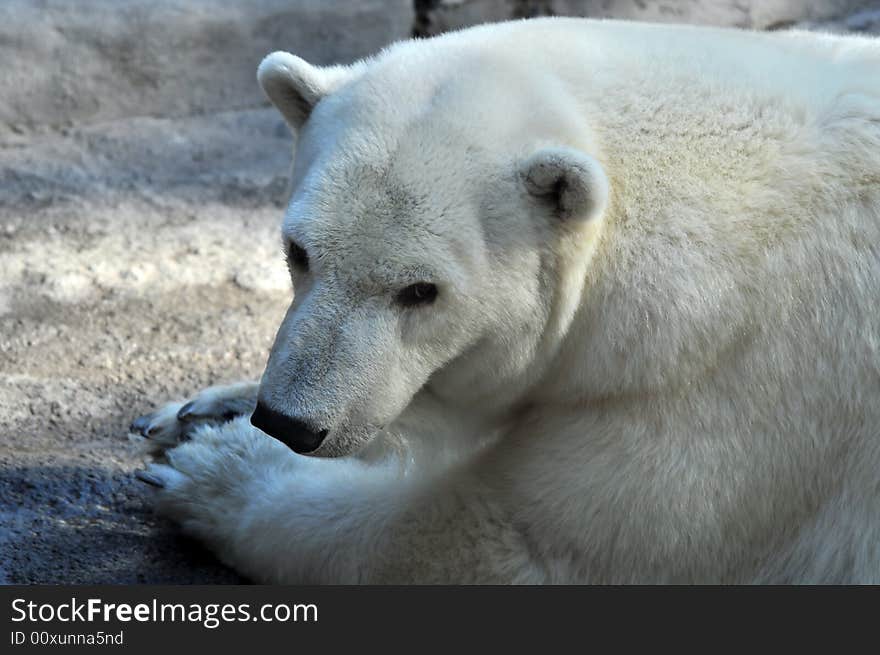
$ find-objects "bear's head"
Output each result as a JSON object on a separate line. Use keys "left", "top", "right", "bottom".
{"left": 251, "top": 46, "right": 609, "bottom": 456}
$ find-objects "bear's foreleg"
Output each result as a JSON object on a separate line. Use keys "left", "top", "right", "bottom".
{"left": 138, "top": 418, "right": 542, "bottom": 583}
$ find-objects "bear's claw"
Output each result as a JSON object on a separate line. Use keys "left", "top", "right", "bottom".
{"left": 176, "top": 401, "right": 197, "bottom": 422}
{"left": 135, "top": 469, "right": 166, "bottom": 488}
{"left": 128, "top": 382, "right": 260, "bottom": 453}
{"left": 129, "top": 414, "right": 153, "bottom": 436}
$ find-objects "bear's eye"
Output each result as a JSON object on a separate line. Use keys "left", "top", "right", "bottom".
{"left": 396, "top": 282, "right": 438, "bottom": 307}
{"left": 287, "top": 241, "right": 309, "bottom": 272}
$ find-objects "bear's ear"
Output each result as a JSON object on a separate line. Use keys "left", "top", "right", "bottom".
{"left": 257, "top": 51, "right": 360, "bottom": 132}
{"left": 519, "top": 147, "right": 609, "bottom": 222}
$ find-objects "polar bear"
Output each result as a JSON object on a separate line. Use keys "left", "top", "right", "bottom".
{"left": 131, "top": 18, "right": 880, "bottom": 583}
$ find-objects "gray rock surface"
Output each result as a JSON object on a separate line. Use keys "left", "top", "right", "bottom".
{"left": 0, "top": 107, "right": 296, "bottom": 583}
{"left": 1, "top": 0, "right": 877, "bottom": 584}
{"left": 414, "top": 0, "right": 873, "bottom": 34}
{"left": 0, "top": 0, "right": 414, "bottom": 135}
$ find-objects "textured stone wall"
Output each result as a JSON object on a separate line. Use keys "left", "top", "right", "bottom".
{"left": 414, "top": 0, "right": 870, "bottom": 34}
{"left": 2, "top": 1, "right": 872, "bottom": 136}
{"left": 0, "top": 0, "right": 414, "bottom": 133}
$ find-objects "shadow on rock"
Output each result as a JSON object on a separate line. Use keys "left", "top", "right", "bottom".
{"left": 0, "top": 463, "right": 245, "bottom": 584}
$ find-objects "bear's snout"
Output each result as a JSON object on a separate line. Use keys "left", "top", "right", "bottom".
{"left": 251, "top": 402, "right": 328, "bottom": 454}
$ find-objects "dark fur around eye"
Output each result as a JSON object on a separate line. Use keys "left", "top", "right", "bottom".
{"left": 287, "top": 242, "right": 309, "bottom": 271}
{"left": 397, "top": 282, "right": 438, "bottom": 307}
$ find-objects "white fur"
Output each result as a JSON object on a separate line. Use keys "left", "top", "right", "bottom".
{"left": 142, "top": 18, "right": 880, "bottom": 583}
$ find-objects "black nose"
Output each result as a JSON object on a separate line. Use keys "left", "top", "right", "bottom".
{"left": 250, "top": 402, "right": 328, "bottom": 453}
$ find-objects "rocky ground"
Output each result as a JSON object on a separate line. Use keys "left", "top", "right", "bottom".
{"left": 0, "top": 108, "right": 294, "bottom": 583}
{"left": 1, "top": 1, "right": 878, "bottom": 584}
